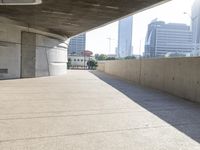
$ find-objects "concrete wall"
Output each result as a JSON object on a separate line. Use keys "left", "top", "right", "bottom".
{"left": 0, "top": 19, "right": 68, "bottom": 79}
{"left": 0, "top": 23, "right": 22, "bottom": 79}
{"left": 97, "top": 57, "right": 200, "bottom": 103}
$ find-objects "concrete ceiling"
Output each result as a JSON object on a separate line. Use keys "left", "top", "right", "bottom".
{"left": 0, "top": 0, "right": 169, "bottom": 37}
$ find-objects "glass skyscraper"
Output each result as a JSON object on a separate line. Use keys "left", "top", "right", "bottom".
{"left": 68, "top": 33, "right": 86, "bottom": 55}
{"left": 144, "top": 20, "right": 193, "bottom": 57}
{"left": 191, "top": 0, "right": 200, "bottom": 56}
{"left": 192, "top": 0, "right": 200, "bottom": 44}
{"left": 117, "top": 16, "right": 133, "bottom": 58}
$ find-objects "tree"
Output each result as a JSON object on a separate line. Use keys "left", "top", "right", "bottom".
{"left": 95, "top": 54, "right": 108, "bottom": 61}
{"left": 125, "top": 56, "right": 136, "bottom": 60}
{"left": 106, "top": 57, "right": 116, "bottom": 60}
{"left": 87, "top": 59, "right": 98, "bottom": 70}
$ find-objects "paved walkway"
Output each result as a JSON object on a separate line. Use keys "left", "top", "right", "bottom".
{"left": 0, "top": 70, "right": 200, "bottom": 149}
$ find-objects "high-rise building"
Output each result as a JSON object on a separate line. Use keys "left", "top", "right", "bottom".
{"left": 68, "top": 33, "right": 86, "bottom": 55}
{"left": 192, "top": 0, "right": 200, "bottom": 44}
{"left": 191, "top": 0, "right": 200, "bottom": 55}
{"left": 144, "top": 20, "right": 193, "bottom": 57}
{"left": 117, "top": 16, "right": 133, "bottom": 58}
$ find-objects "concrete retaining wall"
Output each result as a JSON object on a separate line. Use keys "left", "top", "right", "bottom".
{"left": 97, "top": 57, "right": 200, "bottom": 103}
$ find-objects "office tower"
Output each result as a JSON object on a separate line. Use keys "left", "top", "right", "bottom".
{"left": 191, "top": 0, "right": 200, "bottom": 55}
{"left": 191, "top": 0, "right": 200, "bottom": 44}
{"left": 117, "top": 16, "right": 133, "bottom": 58}
{"left": 144, "top": 19, "right": 193, "bottom": 57}
{"left": 68, "top": 33, "right": 86, "bottom": 55}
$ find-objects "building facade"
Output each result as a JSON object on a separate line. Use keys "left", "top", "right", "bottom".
{"left": 68, "top": 55, "right": 94, "bottom": 69}
{"left": 68, "top": 33, "right": 86, "bottom": 55}
{"left": 144, "top": 20, "right": 193, "bottom": 57}
{"left": 117, "top": 16, "right": 133, "bottom": 58}
{"left": 191, "top": 0, "right": 200, "bottom": 56}
{"left": 192, "top": 0, "right": 200, "bottom": 44}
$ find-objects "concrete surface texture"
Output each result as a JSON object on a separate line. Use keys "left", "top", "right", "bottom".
{"left": 97, "top": 57, "right": 200, "bottom": 103}
{"left": 0, "top": 0, "right": 170, "bottom": 37}
{"left": 0, "top": 70, "right": 200, "bottom": 149}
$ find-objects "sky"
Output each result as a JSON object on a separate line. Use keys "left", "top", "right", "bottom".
{"left": 86, "top": 0, "right": 195, "bottom": 55}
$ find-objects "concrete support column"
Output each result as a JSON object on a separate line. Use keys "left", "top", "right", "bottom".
{"left": 0, "top": 21, "right": 68, "bottom": 79}
{"left": 0, "top": 23, "right": 21, "bottom": 79}
{"left": 21, "top": 31, "right": 36, "bottom": 78}
{"left": 35, "top": 34, "right": 68, "bottom": 77}
{"left": 21, "top": 32, "right": 68, "bottom": 78}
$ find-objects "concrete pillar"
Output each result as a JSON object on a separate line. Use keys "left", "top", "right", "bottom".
{"left": 35, "top": 34, "right": 68, "bottom": 77}
{"left": 21, "top": 31, "right": 36, "bottom": 78}
{"left": 0, "top": 19, "right": 68, "bottom": 79}
{"left": 0, "top": 23, "right": 21, "bottom": 79}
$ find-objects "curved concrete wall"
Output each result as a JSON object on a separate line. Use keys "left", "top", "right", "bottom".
{"left": 36, "top": 34, "right": 68, "bottom": 77}
{"left": 97, "top": 57, "right": 200, "bottom": 103}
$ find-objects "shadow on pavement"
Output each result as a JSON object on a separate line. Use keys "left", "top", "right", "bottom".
{"left": 90, "top": 70, "right": 200, "bottom": 143}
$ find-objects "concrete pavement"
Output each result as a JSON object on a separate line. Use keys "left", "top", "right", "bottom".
{"left": 0, "top": 70, "right": 200, "bottom": 149}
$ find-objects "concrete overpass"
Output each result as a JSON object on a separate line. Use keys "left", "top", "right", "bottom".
{"left": 0, "top": 0, "right": 169, "bottom": 79}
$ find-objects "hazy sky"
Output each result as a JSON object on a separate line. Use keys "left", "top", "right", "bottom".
{"left": 86, "top": 0, "right": 195, "bottom": 55}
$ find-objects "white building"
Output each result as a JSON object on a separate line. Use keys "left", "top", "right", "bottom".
{"left": 68, "top": 55, "right": 94, "bottom": 69}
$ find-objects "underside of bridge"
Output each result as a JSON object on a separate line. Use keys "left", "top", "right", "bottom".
{"left": 0, "top": 0, "right": 169, "bottom": 37}
{"left": 0, "top": 0, "right": 169, "bottom": 79}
